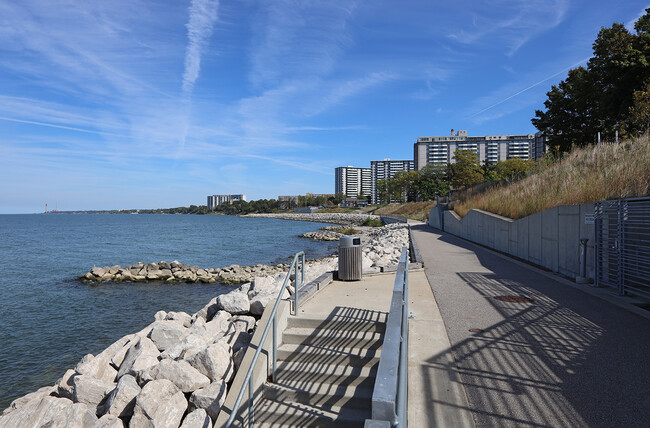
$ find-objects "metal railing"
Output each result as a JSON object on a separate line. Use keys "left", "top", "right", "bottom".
{"left": 595, "top": 197, "right": 650, "bottom": 299}
{"left": 225, "top": 251, "right": 306, "bottom": 427}
{"left": 369, "top": 247, "right": 409, "bottom": 427}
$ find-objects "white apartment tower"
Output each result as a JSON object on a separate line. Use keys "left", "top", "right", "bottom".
{"left": 370, "top": 159, "right": 415, "bottom": 204}
{"left": 414, "top": 129, "right": 542, "bottom": 170}
{"left": 207, "top": 194, "right": 246, "bottom": 210}
{"left": 335, "top": 167, "right": 372, "bottom": 199}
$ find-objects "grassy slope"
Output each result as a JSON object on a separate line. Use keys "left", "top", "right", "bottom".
{"left": 454, "top": 135, "right": 650, "bottom": 219}
{"left": 372, "top": 201, "right": 436, "bottom": 221}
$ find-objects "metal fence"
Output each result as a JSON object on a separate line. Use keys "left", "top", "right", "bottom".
{"left": 595, "top": 197, "right": 650, "bottom": 299}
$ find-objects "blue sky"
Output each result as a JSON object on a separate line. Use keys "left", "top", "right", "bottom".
{"left": 1, "top": 0, "right": 647, "bottom": 213}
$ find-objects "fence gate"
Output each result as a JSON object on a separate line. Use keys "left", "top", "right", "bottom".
{"left": 595, "top": 197, "right": 650, "bottom": 299}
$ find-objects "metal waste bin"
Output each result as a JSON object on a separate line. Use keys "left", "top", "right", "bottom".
{"left": 338, "top": 236, "right": 362, "bottom": 281}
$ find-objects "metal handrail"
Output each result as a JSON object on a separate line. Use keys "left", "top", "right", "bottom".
{"left": 225, "top": 251, "right": 306, "bottom": 427}
{"left": 370, "top": 247, "right": 409, "bottom": 427}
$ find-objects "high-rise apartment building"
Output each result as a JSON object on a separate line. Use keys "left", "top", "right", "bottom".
{"left": 370, "top": 159, "right": 415, "bottom": 204}
{"left": 334, "top": 167, "right": 372, "bottom": 199}
{"left": 207, "top": 194, "right": 246, "bottom": 210}
{"left": 413, "top": 129, "right": 543, "bottom": 170}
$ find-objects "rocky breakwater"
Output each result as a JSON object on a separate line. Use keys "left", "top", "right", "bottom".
{"left": 361, "top": 224, "right": 410, "bottom": 268}
{"left": 80, "top": 261, "right": 288, "bottom": 285}
{"left": 0, "top": 264, "right": 332, "bottom": 428}
{"left": 243, "top": 212, "right": 378, "bottom": 226}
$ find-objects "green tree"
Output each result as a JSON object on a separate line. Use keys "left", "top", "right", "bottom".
{"left": 494, "top": 158, "right": 535, "bottom": 181}
{"left": 414, "top": 163, "right": 450, "bottom": 199}
{"left": 449, "top": 150, "right": 484, "bottom": 189}
{"left": 533, "top": 9, "right": 650, "bottom": 149}
{"left": 375, "top": 179, "right": 389, "bottom": 204}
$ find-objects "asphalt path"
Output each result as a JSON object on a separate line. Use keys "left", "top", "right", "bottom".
{"left": 411, "top": 224, "right": 650, "bottom": 428}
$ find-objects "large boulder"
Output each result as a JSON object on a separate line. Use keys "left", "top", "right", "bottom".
{"left": 117, "top": 336, "right": 160, "bottom": 379}
{"left": 55, "top": 369, "right": 76, "bottom": 400}
{"left": 165, "top": 311, "right": 192, "bottom": 327}
{"left": 179, "top": 408, "right": 211, "bottom": 428}
{"left": 192, "top": 297, "right": 219, "bottom": 322}
{"left": 130, "top": 379, "right": 187, "bottom": 428}
{"left": 75, "top": 354, "right": 118, "bottom": 383}
{"left": 186, "top": 340, "right": 233, "bottom": 383}
{"left": 94, "top": 414, "right": 124, "bottom": 428}
{"left": 100, "top": 374, "right": 141, "bottom": 418}
{"left": 2, "top": 385, "right": 55, "bottom": 416}
{"left": 188, "top": 380, "right": 227, "bottom": 421}
{"left": 0, "top": 396, "right": 97, "bottom": 428}
{"left": 71, "top": 374, "right": 115, "bottom": 406}
{"left": 148, "top": 320, "right": 187, "bottom": 351}
{"left": 141, "top": 359, "right": 210, "bottom": 393}
{"left": 216, "top": 292, "right": 250, "bottom": 315}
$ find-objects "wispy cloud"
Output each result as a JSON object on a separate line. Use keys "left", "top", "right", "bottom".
{"left": 182, "top": 0, "right": 220, "bottom": 95}
{"left": 447, "top": 0, "right": 569, "bottom": 55}
{"left": 469, "top": 57, "right": 590, "bottom": 119}
{"left": 625, "top": 6, "right": 650, "bottom": 32}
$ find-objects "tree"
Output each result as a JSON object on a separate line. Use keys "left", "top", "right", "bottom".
{"left": 375, "top": 179, "right": 389, "bottom": 204}
{"left": 413, "top": 163, "right": 449, "bottom": 200}
{"left": 533, "top": 9, "right": 650, "bottom": 149}
{"left": 494, "top": 158, "right": 535, "bottom": 181}
{"left": 449, "top": 149, "right": 484, "bottom": 189}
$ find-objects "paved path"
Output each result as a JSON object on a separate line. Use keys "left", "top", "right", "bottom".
{"left": 411, "top": 224, "right": 650, "bottom": 428}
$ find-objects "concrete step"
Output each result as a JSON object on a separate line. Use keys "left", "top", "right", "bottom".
{"left": 253, "top": 399, "right": 369, "bottom": 427}
{"left": 287, "top": 314, "right": 386, "bottom": 333}
{"left": 263, "top": 381, "right": 373, "bottom": 410}
{"left": 275, "top": 360, "right": 378, "bottom": 387}
{"left": 276, "top": 343, "right": 381, "bottom": 367}
{"left": 282, "top": 326, "right": 384, "bottom": 350}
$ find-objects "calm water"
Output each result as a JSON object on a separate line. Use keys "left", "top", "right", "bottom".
{"left": 0, "top": 214, "right": 335, "bottom": 409}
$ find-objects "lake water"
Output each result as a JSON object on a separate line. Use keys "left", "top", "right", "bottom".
{"left": 0, "top": 214, "right": 335, "bottom": 409}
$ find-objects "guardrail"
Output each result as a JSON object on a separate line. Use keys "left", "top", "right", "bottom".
{"left": 367, "top": 247, "right": 410, "bottom": 427}
{"left": 225, "top": 251, "right": 306, "bottom": 427}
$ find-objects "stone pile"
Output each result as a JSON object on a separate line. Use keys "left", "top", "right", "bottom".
{"left": 361, "top": 224, "right": 410, "bottom": 268}
{"left": 1, "top": 224, "right": 409, "bottom": 427}
{"left": 299, "top": 230, "right": 342, "bottom": 241}
{"left": 244, "top": 212, "right": 378, "bottom": 226}
{"left": 80, "top": 261, "right": 289, "bottom": 285}
{"left": 0, "top": 271, "right": 305, "bottom": 428}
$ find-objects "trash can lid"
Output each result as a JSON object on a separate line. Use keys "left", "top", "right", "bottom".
{"left": 339, "top": 236, "right": 361, "bottom": 247}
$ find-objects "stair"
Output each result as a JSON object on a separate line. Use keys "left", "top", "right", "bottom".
{"left": 254, "top": 313, "right": 387, "bottom": 427}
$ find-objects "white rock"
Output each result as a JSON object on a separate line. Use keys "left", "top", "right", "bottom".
{"left": 154, "top": 310, "right": 167, "bottom": 321}
{"left": 71, "top": 374, "right": 115, "bottom": 406}
{"left": 96, "top": 334, "right": 135, "bottom": 365}
{"left": 186, "top": 340, "right": 233, "bottom": 383}
{"left": 188, "top": 380, "right": 226, "bottom": 421}
{"left": 179, "top": 408, "right": 211, "bottom": 428}
{"left": 101, "top": 374, "right": 140, "bottom": 418}
{"left": 2, "top": 385, "right": 55, "bottom": 416}
{"left": 141, "top": 359, "right": 210, "bottom": 393}
{"left": 149, "top": 320, "right": 187, "bottom": 351}
{"left": 216, "top": 292, "right": 250, "bottom": 315}
{"left": 75, "top": 353, "right": 118, "bottom": 383}
{"left": 130, "top": 379, "right": 187, "bottom": 428}
{"left": 94, "top": 414, "right": 124, "bottom": 428}
{"left": 230, "top": 315, "right": 256, "bottom": 333}
{"left": 110, "top": 338, "right": 135, "bottom": 369}
{"left": 166, "top": 311, "right": 192, "bottom": 327}
{"left": 117, "top": 336, "right": 160, "bottom": 379}
{"left": 55, "top": 369, "right": 77, "bottom": 400}
{"left": 0, "top": 396, "right": 97, "bottom": 428}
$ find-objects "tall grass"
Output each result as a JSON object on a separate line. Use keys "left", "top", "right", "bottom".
{"left": 454, "top": 134, "right": 650, "bottom": 219}
{"left": 373, "top": 201, "right": 436, "bottom": 220}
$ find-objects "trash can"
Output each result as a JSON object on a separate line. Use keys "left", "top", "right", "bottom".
{"left": 338, "top": 236, "right": 362, "bottom": 281}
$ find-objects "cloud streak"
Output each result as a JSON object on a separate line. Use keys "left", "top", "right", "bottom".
{"left": 183, "top": 0, "right": 220, "bottom": 94}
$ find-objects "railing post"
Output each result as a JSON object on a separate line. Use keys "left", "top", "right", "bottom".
{"left": 272, "top": 316, "right": 277, "bottom": 383}
{"left": 248, "top": 375, "right": 253, "bottom": 427}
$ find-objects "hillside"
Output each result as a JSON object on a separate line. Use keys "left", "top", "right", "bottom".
{"left": 371, "top": 201, "right": 436, "bottom": 221}
{"left": 454, "top": 134, "right": 650, "bottom": 219}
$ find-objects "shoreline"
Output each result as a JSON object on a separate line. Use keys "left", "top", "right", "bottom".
{"left": 1, "top": 218, "right": 410, "bottom": 427}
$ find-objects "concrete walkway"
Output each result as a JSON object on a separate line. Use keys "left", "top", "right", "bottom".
{"left": 299, "top": 270, "right": 475, "bottom": 427}
{"left": 411, "top": 224, "right": 650, "bottom": 428}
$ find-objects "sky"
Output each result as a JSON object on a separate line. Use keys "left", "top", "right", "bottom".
{"left": 0, "top": 0, "right": 648, "bottom": 213}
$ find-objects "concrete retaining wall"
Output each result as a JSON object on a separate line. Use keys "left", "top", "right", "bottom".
{"left": 429, "top": 203, "right": 595, "bottom": 280}
{"left": 380, "top": 215, "right": 408, "bottom": 225}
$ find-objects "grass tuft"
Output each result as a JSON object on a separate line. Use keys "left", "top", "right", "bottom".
{"left": 454, "top": 134, "right": 650, "bottom": 219}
